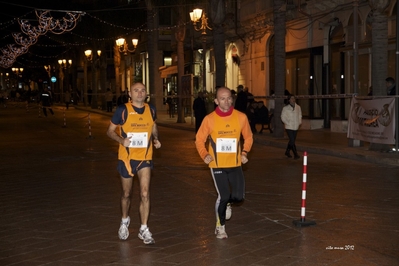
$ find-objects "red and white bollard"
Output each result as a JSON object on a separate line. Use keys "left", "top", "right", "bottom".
{"left": 293, "top": 151, "right": 316, "bottom": 227}
{"left": 62, "top": 108, "right": 67, "bottom": 128}
{"left": 86, "top": 113, "right": 94, "bottom": 139}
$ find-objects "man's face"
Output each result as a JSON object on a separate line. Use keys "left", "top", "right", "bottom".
{"left": 130, "top": 84, "right": 147, "bottom": 104}
{"left": 214, "top": 88, "right": 233, "bottom": 112}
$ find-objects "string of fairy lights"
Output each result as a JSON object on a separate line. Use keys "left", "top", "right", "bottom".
{"left": 0, "top": 8, "right": 189, "bottom": 69}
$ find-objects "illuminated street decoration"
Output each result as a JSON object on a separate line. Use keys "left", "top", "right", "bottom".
{"left": 12, "top": 33, "right": 38, "bottom": 46}
{"left": 0, "top": 10, "right": 82, "bottom": 68}
{"left": 38, "top": 10, "right": 81, "bottom": 34}
{"left": 18, "top": 19, "right": 48, "bottom": 38}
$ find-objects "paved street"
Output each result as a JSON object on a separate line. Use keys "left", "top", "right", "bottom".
{"left": 0, "top": 102, "right": 398, "bottom": 266}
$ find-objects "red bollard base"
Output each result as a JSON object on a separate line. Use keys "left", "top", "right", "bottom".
{"left": 293, "top": 218, "right": 316, "bottom": 227}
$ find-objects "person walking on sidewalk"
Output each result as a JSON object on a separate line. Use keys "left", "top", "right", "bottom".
{"left": 195, "top": 86, "right": 253, "bottom": 239}
{"left": 106, "top": 82, "right": 161, "bottom": 244}
{"left": 40, "top": 87, "right": 54, "bottom": 117}
{"left": 234, "top": 85, "right": 247, "bottom": 113}
{"left": 64, "top": 89, "right": 71, "bottom": 110}
{"left": 105, "top": 88, "right": 114, "bottom": 112}
{"left": 193, "top": 91, "right": 207, "bottom": 133}
{"left": 281, "top": 94, "right": 302, "bottom": 159}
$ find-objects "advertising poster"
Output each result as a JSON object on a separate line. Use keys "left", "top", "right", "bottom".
{"left": 347, "top": 97, "right": 395, "bottom": 144}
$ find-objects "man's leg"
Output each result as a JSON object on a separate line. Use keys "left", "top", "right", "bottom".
{"left": 211, "top": 169, "right": 230, "bottom": 239}
{"left": 120, "top": 176, "right": 133, "bottom": 219}
{"left": 137, "top": 167, "right": 151, "bottom": 224}
{"left": 136, "top": 167, "right": 155, "bottom": 244}
{"left": 228, "top": 167, "right": 245, "bottom": 203}
{"left": 119, "top": 176, "right": 133, "bottom": 240}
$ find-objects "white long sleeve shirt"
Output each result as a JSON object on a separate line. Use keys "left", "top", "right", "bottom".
{"left": 281, "top": 103, "right": 302, "bottom": 130}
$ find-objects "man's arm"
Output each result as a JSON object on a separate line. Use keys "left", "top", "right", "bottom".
{"left": 152, "top": 122, "right": 161, "bottom": 149}
{"left": 107, "top": 122, "right": 130, "bottom": 147}
{"left": 239, "top": 113, "right": 253, "bottom": 164}
{"left": 195, "top": 116, "right": 214, "bottom": 164}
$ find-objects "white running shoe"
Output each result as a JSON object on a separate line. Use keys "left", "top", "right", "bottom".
{"left": 118, "top": 216, "right": 130, "bottom": 240}
{"left": 138, "top": 228, "right": 155, "bottom": 245}
{"left": 215, "top": 225, "right": 228, "bottom": 239}
{"left": 226, "top": 203, "right": 232, "bottom": 220}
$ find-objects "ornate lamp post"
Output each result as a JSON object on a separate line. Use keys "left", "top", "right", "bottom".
{"left": 11, "top": 67, "right": 24, "bottom": 75}
{"left": 116, "top": 38, "right": 138, "bottom": 55}
{"left": 11, "top": 67, "right": 24, "bottom": 90}
{"left": 58, "top": 59, "right": 72, "bottom": 103}
{"left": 84, "top": 49, "right": 101, "bottom": 108}
{"left": 190, "top": 8, "right": 212, "bottom": 92}
{"left": 115, "top": 37, "right": 139, "bottom": 95}
{"left": 44, "top": 65, "right": 57, "bottom": 98}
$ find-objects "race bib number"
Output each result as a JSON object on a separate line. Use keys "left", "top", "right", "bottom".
{"left": 216, "top": 138, "right": 237, "bottom": 153}
{"left": 127, "top": 132, "right": 148, "bottom": 148}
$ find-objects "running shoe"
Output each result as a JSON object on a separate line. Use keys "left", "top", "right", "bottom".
{"left": 118, "top": 216, "right": 130, "bottom": 240}
{"left": 215, "top": 225, "right": 228, "bottom": 239}
{"left": 226, "top": 203, "right": 232, "bottom": 220}
{"left": 138, "top": 228, "right": 155, "bottom": 244}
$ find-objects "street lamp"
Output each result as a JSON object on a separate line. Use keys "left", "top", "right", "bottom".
{"left": 11, "top": 67, "right": 24, "bottom": 75}
{"left": 44, "top": 65, "right": 55, "bottom": 95}
{"left": 116, "top": 38, "right": 138, "bottom": 55}
{"left": 116, "top": 38, "right": 139, "bottom": 96}
{"left": 58, "top": 59, "right": 72, "bottom": 69}
{"left": 11, "top": 67, "right": 24, "bottom": 89}
{"left": 58, "top": 59, "right": 72, "bottom": 103}
{"left": 84, "top": 49, "right": 101, "bottom": 108}
{"left": 190, "top": 8, "right": 212, "bottom": 35}
{"left": 190, "top": 8, "right": 212, "bottom": 92}
{"left": 84, "top": 50, "right": 101, "bottom": 62}
{"left": 44, "top": 65, "right": 52, "bottom": 76}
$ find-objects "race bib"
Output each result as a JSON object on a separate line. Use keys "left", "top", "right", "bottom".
{"left": 216, "top": 138, "right": 237, "bottom": 153}
{"left": 127, "top": 132, "right": 148, "bottom": 148}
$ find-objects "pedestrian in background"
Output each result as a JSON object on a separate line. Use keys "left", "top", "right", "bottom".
{"left": 166, "top": 92, "right": 175, "bottom": 118}
{"left": 281, "top": 94, "right": 302, "bottom": 159}
{"left": 40, "top": 87, "right": 54, "bottom": 117}
{"left": 193, "top": 91, "right": 207, "bottom": 133}
{"left": 87, "top": 88, "right": 93, "bottom": 105}
{"left": 234, "top": 85, "right": 247, "bottom": 113}
{"left": 64, "top": 89, "right": 71, "bottom": 110}
{"left": 195, "top": 86, "right": 253, "bottom": 239}
{"left": 0, "top": 87, "right": 7, "bottom": 108}
{"left": 105, "top": 88, "right": 113, "bottom": 112}
{"left": 117, "top": 89, "right": 130, "bottom": 106}
{"left": 106, "top": 82, "right": 161, "bottom": 244}
{"left": 244, "top": 86, "right": 254, "bottom": 105}
{"left": 386, "top": 77, "right": 396, "bottom": 95}
{"left": 268, "top": 90, "right": 275, "bottom": 131}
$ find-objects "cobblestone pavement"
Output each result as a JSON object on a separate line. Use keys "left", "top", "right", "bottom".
{"left": 0, "top": 103, "right": 398, "bottom": 266}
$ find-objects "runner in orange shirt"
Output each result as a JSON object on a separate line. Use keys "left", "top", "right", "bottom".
{"left": 107, "top": 82, "right": 161, "bottom": 244}
{"left": 195, "top": 86, "right": 253, "bottom": 239}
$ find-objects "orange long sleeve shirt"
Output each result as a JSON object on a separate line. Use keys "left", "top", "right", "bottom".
{"left": 195, "top": 109, "right": 253, "bottom": 168}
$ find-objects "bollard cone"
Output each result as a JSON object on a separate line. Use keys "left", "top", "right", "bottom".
{"left": 293, "top": 151, "right": 316, "bottom": 227}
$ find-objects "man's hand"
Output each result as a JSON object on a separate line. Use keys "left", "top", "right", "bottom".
{"left": 154, "top": 139, "right": 161, "bottom": 149}
{"left": 241, "top": 154, "right": 248, "bottom": 164}
{"left": 122, "top": 136, "right": 132, "bottom": 147}
{"left": 203, "top": 154, "right": 214, "bottom": 164}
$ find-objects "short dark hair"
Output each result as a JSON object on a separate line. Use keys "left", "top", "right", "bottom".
{"left": 386, "top": 77, "right": 395, "bottom": 83}
{"left": 287, "top": 94, "right": 295, "bottom": 99}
